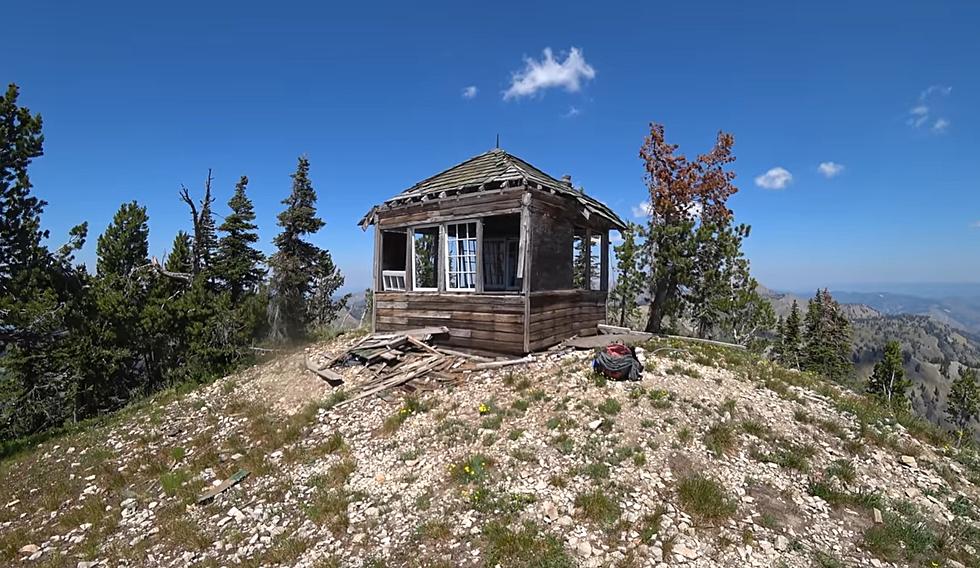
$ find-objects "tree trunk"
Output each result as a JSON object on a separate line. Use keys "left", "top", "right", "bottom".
{"left": 644, "top": 274, "right": 674, "bottom": 334}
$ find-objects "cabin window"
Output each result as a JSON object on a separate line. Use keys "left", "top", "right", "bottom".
{"left": 482, "top": 213, "right": 521, "bottom": 291}
{"left": 412, "top": 227, "right": 439, "bottom": 291}
{"left": 446, "top": 222, "right": 478, "bottom": 291}
{"left": 380, "top": 230, "right": 407, "bottom": 291}
{"left": 483, "top": 238, "right": 519, "bottom": 290}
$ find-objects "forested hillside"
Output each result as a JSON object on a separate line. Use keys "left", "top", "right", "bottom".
{"left": 0, "top": 84, "right": 349, "bottom": 445}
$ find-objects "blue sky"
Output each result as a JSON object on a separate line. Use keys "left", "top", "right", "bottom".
{"left": 6, "top": 1, "right": 979, "bottom": 293}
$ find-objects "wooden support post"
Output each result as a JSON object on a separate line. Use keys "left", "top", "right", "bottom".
{"left": 372, "top": 223, "right": 380, "bottom": 332}
{"left": 475, "top": 218, "right": 484, "bottom": 293}
{"left": 437, "top": 224, "right": 447, "bottom": 292}
{"left": 405, "top": 227, "right": 413, "bottom": 292}
{"left": 584, "top": 227, "right": 592, "bottom": 291}
{"left": 600, "top": 230, "right": 609, "bottom": 292}
{"left": 520, "top": 191, "right": 532, "bottom": 353}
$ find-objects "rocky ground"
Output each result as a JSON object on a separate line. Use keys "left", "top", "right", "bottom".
{"left": 1, "top": 334, "right": 979, "bottom": 568}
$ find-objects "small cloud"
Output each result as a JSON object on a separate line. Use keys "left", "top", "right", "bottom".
{"left": 908, "top": 86, "right": 952, "bottom": 131}
{"left": 563, "top": 105, "right": 581, "bottom": 118}
{"left": 632, "top": 201, "right": 652, "bottom": 218}
{"left": 754, "top": 167, "right": 793, "bottom": 190}
{"left": 461, "top": 86, "right": 478, "bottom": 99}
{"left": 920, "top": 85, "right": 952, "bottom": 100}
{"left": 971, "top": 220, "right": 980, "bottom": 229}
{"left": 818, "top": 161, "right": 845, "bottom": 178}
{"left": 503, "top": 47, "right": 596, "bottom": 100}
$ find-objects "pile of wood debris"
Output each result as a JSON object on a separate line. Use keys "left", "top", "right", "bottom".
{"left": 304, "top": 327, "right": 531, "bottom": 408}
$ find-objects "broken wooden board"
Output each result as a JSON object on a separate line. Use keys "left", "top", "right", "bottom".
{"left": 196, "top": 469, "right": 249, "bottom": 505}
{"left": 305, "top": 356, "right": 345, "bottom": 386}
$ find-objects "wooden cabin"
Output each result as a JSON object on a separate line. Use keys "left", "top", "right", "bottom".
{"left": 359, "top": 148, "right": 627, "bottom": 354}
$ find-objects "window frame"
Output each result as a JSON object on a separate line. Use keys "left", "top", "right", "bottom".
{"left": 444, "top": 220, "right": 479, "bottom": 292}
{"left": 410, "top": 224, "right": 441, "bottom": 292}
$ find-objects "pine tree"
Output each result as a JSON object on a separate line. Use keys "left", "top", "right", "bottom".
{"left": 97, "top": 201, "right": 150, "bottom": 277}
{"left": 946, "top": 368, "right": 979, "bottom": 446}
{"left": 609, "top": 222, "right": 644, "bottom": 327}
{"left": 802, "top": 289, "right": 853, "bottom": 380}
{"left": 215, "top": 176, "right": 265, "bottom": 301}
{"left": 165, "top": 231, "right": 193, "bottom": 274}
{"left": 638, "top": 123, "right": 740, "bottom": 333}
{"left": 0, "top": 83, "right": 46, "bottom": 292}
{"left": 865, "top": 340, "right": 909, "bottom": 406}
{"left": 0, "top": 84, "right": 94, "bottom": 438}
{"left": 780, "top": 300, "right": 803, "bottom": 369}
{"left": 178, "top": 170, "right": 218, "bottom": 276}
{"left": 267, "top": 156, "right": 347, "bottom": 343}
{"left": 91, "top": 202, "right": 155, "bottom": 403}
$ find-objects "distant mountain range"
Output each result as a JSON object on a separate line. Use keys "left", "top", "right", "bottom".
{"left": 763, "top": 286, "right": 980, "bottom": 439}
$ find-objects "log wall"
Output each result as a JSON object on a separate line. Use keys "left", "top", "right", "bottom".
{"left": 527, "top": 290, "right": 606, "bottom": 352}
{"left": 375, "top": 292, "right": 527, "bottom": 354}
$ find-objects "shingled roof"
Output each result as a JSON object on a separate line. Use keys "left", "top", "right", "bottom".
{"left": 360, "top": 148, "right": 626, "bottom": 229}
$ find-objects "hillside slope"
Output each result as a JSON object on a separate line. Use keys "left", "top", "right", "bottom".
{"left": 1, "top": 336, "right": 979, "bottom": 567}
{"left": 763, "top": 288, "right": 980, "bottom": 440}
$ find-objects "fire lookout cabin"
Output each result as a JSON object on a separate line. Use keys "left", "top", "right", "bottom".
{"left": 359, "top": 148, "right": 627, "bottom": 355}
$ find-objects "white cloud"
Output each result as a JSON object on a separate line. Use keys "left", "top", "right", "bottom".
{"left": 908, "top": 86, "right": 952, "bottom": 131}
{"left": 754, "top": 167, "right": 793, "bottom": 190}
{"left": 632, "top": 201, "right": 652, "bottom": 218}
{"left": 817, "top": 161, "right": 845, "bottom": 178}
{"left": 461, "top": 86, "right": 478, "bottom": 99}
{"left": 971, "top": 220, "right": 980, "bottom": 229}
{"left": 920, "top": 85, "right": 952, "bottom": 99}
{"left": 563, "top": 105, "right": 582, "bottom": 118}
{"left": 503, "top": 47, "right": 596, "bottom": 100}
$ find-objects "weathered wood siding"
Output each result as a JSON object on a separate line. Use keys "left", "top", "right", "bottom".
{"left": 376, "top": 189, "right": 524, "bottom": 229}
{"left": 527, "top": 290, "right": 606, "bottom": 352}
{"left": 375, "top": 292, "right": 526, "bottom": 354}
{"left": 527, "top": 207, "right": 573, "bottom": 291}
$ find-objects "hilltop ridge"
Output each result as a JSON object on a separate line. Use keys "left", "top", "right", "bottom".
{"left": 1, "top": 334, "right": 979, "bottom": 567}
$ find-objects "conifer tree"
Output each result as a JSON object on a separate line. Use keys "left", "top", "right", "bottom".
{"left": 802, "top": 289, "right": 853, "bottom": 380}
{"left": 609, "top": 222, "right": 643, "bottom": 327}
{"left": 780, "top": 300, "right": 803, "bottom": 369}
{"left": 0, "top": 84, "right": 46, "bottom": 292}
{"left": 865, "top": 340, "right": 909, "bottom": 406}
{"left": 178, "top": 170, "right": 218, "bottom": 276}
{"left": 946, "top": 368, "right": 979, "bottom": 446}
{"left": 267, "top": 156, "right": 346, "bottom": 343}
{"left": 165, "top": 231, "right": 194, "bottom": 274}
{"left": 91, "top": 202, "right": 155, "bottom": 402}
{"left": 638, "top": 123, "right": 739, "bottom": 333}
{"left": 215, "top": 176, "right": 265, "bottom": 301}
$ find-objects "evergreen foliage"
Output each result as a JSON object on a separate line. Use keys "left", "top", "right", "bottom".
{"left": 215, "top": 176, "right": 265, "bottom": 301}
{"left": 635, "top": 123, "right": 774, "bottom": 346}
{"left": 777, "top": 301, "right": 803, "bottom": 369}
{"left": 0, "top": 84, "right": 46, "bottom": 290}
{"left": 609, "top": 223, "right": 644, "bottom": 327}
{"left": 268, "top": 156, "right": 347, "bottom": 343}
{"left": 946, "top": 368, "right": 979, "bottom": 445}
{"left": 0, "top": 86, "right": 349, "bottom": 444}
{"left": 865, "top": 340, "right": 910, "bottom": 407}
{"left": 802, "top": 289, "right": 854, "bottom": 381}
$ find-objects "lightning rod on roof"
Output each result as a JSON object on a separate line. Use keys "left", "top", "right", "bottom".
{"left": 495, "top": 134, "right": 499, "bottom": 149}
